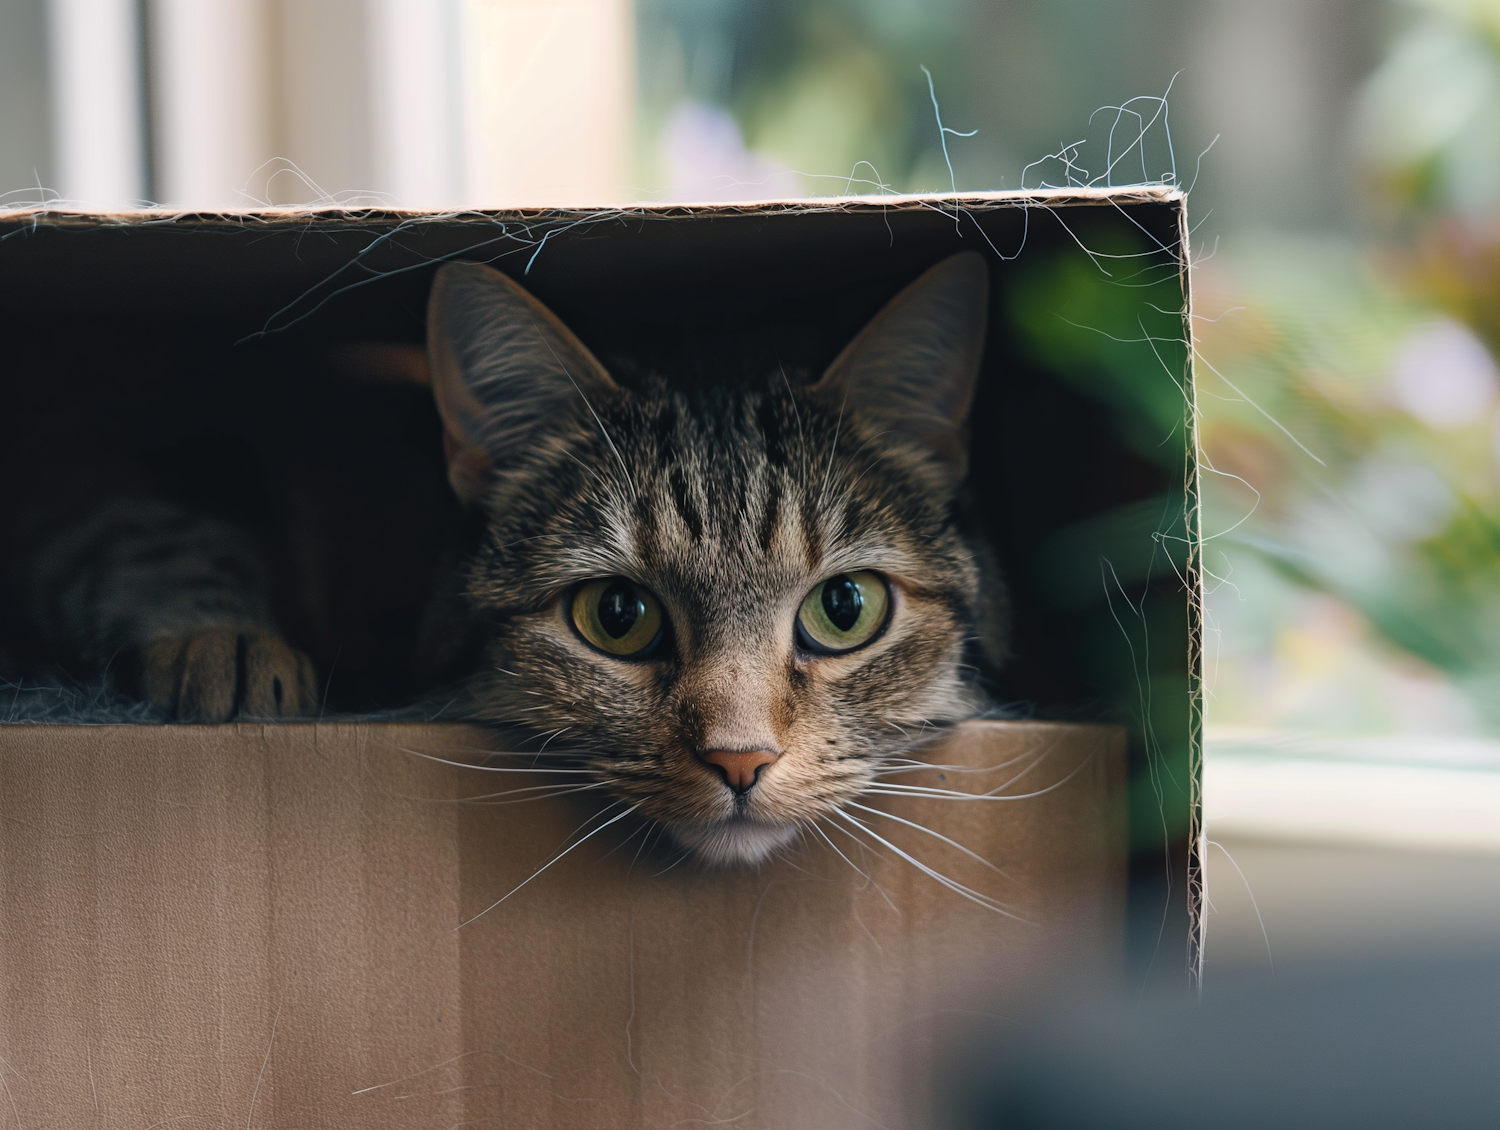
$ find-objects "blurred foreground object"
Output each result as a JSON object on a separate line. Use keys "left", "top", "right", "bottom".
{"left": 948, "top": 954, "right": 1500, "bottom": 1129}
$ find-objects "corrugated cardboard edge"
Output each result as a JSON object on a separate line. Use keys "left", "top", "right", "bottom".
{"left": 0, "top": 184, "right": 1185, "bottom": 231}
{"left": 1176, "top": 187, "right": 1207, "bottom": 991}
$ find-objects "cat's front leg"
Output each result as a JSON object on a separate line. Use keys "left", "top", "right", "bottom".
{"left": 139, "top": 628, "right": 319, "bottom": 723}
{"left": 21, "top": 494, "right": 319, "bottom": 721}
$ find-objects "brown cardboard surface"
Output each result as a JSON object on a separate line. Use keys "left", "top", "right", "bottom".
{"left": 0, "top": 716, "right": 1123, "bottom": 1128}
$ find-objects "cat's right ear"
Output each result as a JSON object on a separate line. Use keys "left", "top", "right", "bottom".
{"left": 812, "top": 251, "right": 989, "bottom": 485}
{"left": 427, "top": 261, "right": 618, "bottom": 503}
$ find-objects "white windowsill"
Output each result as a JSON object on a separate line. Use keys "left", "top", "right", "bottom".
{"left": 1204, "top": 729, "right": 1500, "bottom": 854}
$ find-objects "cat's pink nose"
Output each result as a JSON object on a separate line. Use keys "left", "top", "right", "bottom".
{"left": 699, "top": 749, "right": 779, "bottom": 793}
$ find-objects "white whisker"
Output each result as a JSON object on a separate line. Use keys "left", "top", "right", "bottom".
{"left": 873, "top": 752, "right": 1037, "bottom": 777}
{"left": 394, "top": 745, "right": 590, "bottom": 772}
{"left": 843, "top": 802, "right": 1014, "bottom": 882}
{"left": 864, "top": 756, "right": 1092, "bottom": 801}
{"left": 536, "top": 726, "right": 571, "bottom": 753}
{"left": 864, "top": 784, "right": 1045, "bottom": 801}
{"left": 831, "top": 810, "right": 1027, "bottom": 921}
{"left": 597, "top": 818, "right": 655, "bottom": 864}
{"left": 871, "top": 748, "right": 1092, "bottom": 800}
{"left": 627, "top": 819, "right": 668, "bottom": 875}
{"left": 810, "top": 819, "right": 899, "bottom": 916}
{"left": 817, "top": 390, "right": 848, "bottom": 511}
{"left": 532, "top": 319, "right": 640, "bottom": 502}
{"left": 456, "top": 804, "right": 636, "bottom": 929}
{"left": 650, "top": 844, "right": 695, "bottom": 878}
{"left": 450, "top": 782, "right": 610, "bottom": 805}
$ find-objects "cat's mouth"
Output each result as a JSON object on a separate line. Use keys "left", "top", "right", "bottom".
{"left": 670, "top": 814, "right": 800, "bottom": 866}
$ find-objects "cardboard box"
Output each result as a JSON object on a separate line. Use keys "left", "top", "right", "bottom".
{"left": 0, "top": 190, "right": 1199, "bottom": 1124}
{"left": 0, "top": 719, "right": 1123, "bottom": 1129}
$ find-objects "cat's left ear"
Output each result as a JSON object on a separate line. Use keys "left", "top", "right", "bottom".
{"left": 813, "top": 250, "right": 989, "bottom": 483}
{"left": 427, "top": 261, "right": 618, "bottom": 503}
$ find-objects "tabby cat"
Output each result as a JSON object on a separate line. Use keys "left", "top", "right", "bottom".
{"left": 3, "top": 251, "right": 1001, "bottom": 864}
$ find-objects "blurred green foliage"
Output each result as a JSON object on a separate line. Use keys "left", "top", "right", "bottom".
{"left": 1010, "top": 244, "right": 1190, "bottom": 464}
{"left": 636, "top": 0, "right": 966, "bottom": 192}
{"left": 634, "top": 0, "right": 1182, "bottom": 196}
{"left": 1194, "top": 0, "right": 1500, "bottom": 733}
{"left": 1003, "top": 230, "right": 1196, "bottom": 847}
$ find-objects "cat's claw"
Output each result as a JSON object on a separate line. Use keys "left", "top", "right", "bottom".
{"left": 140, "top": 628, "right": 320, "bottom": 722}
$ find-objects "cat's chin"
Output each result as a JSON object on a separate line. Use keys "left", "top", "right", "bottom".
{"left": 671, "top": 817, "right": 800, "bottom": 866}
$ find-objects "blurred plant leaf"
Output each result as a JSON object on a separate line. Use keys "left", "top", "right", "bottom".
{"left": 1009, "top": 241, "right": 1189, "bottom": 467}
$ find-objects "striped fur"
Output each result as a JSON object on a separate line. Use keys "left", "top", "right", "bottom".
{"left": 433, "top": 254, "right": 1001, "bottom": 863}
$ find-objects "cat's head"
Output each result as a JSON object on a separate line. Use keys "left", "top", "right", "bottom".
{"left": 427, "top": 252, "right": 992, "bottom": 864}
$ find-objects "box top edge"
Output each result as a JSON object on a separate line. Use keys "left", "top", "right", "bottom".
{"left": 0, "top": 185, "right": 1184, "bottom": 231}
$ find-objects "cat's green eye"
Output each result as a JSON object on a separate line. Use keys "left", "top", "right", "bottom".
{"left": 571, "top": 578, "right": 665, "bottom": 657}
{"left": 796, "top": 571, "right": 889, "bottom": 654}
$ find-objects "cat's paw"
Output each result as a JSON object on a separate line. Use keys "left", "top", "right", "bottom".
{"left": 140, "top": 629, "right": 320, "bottom": 722}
